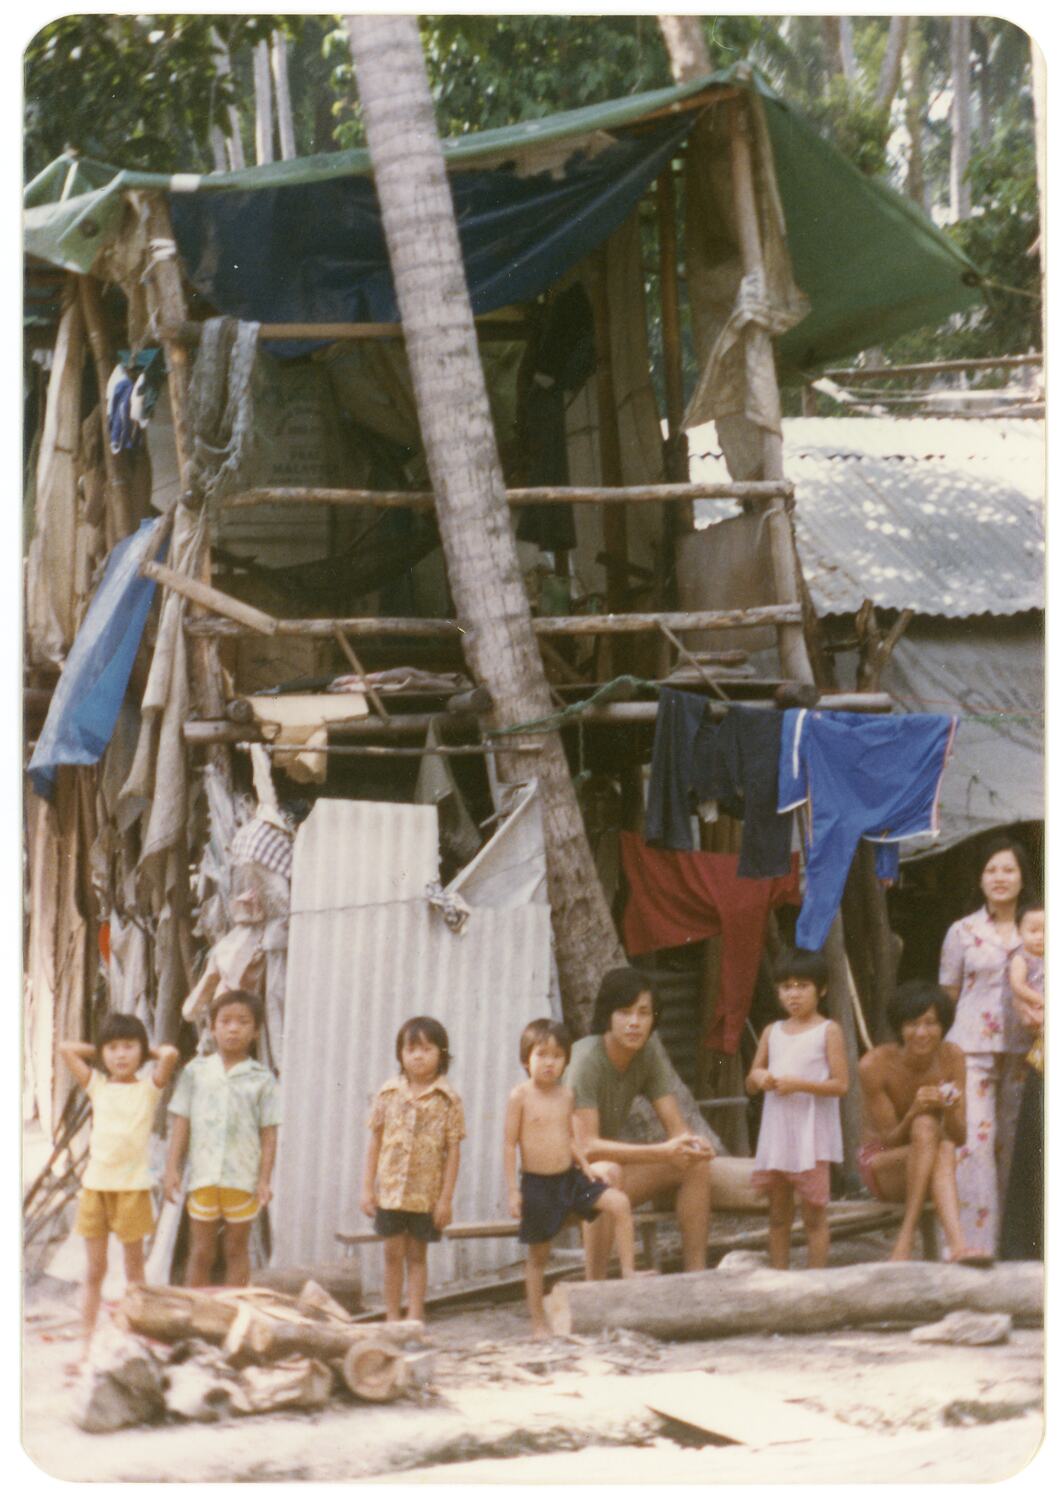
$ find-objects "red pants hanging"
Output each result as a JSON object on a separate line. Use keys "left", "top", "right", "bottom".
{"left": 620, "top": 832, "right": 800, "bottom": 1055}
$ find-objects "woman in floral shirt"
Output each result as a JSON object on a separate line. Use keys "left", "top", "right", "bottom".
{"left": 938, "top": 837, "right": 1035, "bottom": 1258}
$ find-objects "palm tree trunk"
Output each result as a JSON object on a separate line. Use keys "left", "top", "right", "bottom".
{"left": 343, "top": 13, "right": 624, "bottom": 1030}
{"left": 657, "top": 16, "right": 713, "bottom": 80}
{"left": 902, "top": 22, "right": 928, "bottom": 211}
{"left": 271, "top": 31, "right": 297, "bottom": 161}
{"left": 253, "top": 38, "right": 274, "bottom": 166}
{"left": 950, "top": 16, "right": 972, "bottom": 221}
{"left": 874, "top": 16, "right": 908, "bottom": 113}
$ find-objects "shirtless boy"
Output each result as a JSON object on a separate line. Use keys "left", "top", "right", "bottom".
{"left": 504, "top": 1018, "right": 637, "bottom": 1335}
{"left": 858, "top": 979, "right": 980, "bottom": 1264}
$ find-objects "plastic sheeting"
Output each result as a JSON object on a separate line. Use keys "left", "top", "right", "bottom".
{"left": 168, "top": 120, "right": 692, "bottom": 343}
{"left": 28, "top": 516, "right": 168, "bottom": 799}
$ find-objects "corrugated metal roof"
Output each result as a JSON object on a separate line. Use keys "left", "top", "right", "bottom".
{"left": 274, "top": 800, "right": 553, "bottom": 1296}
{"left": 290, "top": 800, "right": 438, "bottom": 913}
{"left": 688, "top": 417, "right": 1044, "bottom": 618}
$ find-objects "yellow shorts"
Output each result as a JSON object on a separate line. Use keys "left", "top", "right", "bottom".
{"left": 187, "top": 1186, "right": 260, "bottom": 1224}
{"left": 75, "top": 1189, "right": 155, "bottom": 1244}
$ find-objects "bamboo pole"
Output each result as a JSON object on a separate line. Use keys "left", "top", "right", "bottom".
{"left": 185, "top": 604, "right": 804, "bottom": 639}
{"left": 825, "top": 353, "right": 1042, "bottom": 382}
{"left": 219, "top": 479, "right": 793, "bottom": 509}
{"left": 656, "top": 165, "right": 691, "bottom": 494}
{"left": 332, "top": 627, "right": 392, "bottom": 721}
{"left": 182, "top": 691, "right": 893, "bottom": 744}
{"left": 590, "top": 247, "right": 629, "bottom": 645}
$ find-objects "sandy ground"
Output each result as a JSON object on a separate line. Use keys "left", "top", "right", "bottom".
{"left": 21, "top": 1242, "right": 1046, "bottom": 1486}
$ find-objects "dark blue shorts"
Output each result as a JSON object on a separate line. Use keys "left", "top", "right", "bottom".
{"left": 519, "top": 1166, "right": 607, "bottom": 1245}
{"left": 374, "top": 1208, "right": 441, "bottom": 1243}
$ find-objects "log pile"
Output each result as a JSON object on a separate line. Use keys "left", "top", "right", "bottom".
{"left": 77, "top": 1280, "right": 431, "bottom": 1430}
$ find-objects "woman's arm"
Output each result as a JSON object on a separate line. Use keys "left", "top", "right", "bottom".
{"left": 433, "top": 1141, "right": 460, "bottom": 1230}
{"left": 59, "top": 1040, "right": 95, "bottom": 1090}
{"left": 775, "top": 1022, "right": 849, "bottom": 1097}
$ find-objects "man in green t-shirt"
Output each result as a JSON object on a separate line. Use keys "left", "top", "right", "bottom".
{"left": 567, "top": 968, "right": 714, "bottom": 1277}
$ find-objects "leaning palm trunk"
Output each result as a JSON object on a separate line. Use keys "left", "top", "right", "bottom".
{"left": 343, "top": 14, "right": 625, "bottom": 1030}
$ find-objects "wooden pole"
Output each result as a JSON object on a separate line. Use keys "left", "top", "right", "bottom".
{"left": 219, "top": 480, "right": 793, "bottom": 510}
{"left": 184, "top": 603, "right": 804, "bottom": 640}
{"left": 78, "top": 276, "right": 132, "bottom": 540}
{"left": 590, "top": 247, "right": 629, "bottom": 639}
{"left": 726, "top": 101, "right": 814, "bottom": 687}
{"left": 167, "top": 319, "right": 530, "bottom": 345}
{"left": 657, "top": 166, "right": 691, "bottom": 492}
{"left": 141, "top": 560, "right": 279, "bottom": 635}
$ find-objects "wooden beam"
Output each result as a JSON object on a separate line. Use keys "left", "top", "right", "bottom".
{"left": 141, "top": 560, "right": 279, "bottom": 635}
{"left": 185, "top": 604, "right": 804, "bottom": 640}
{"left": 78, "top": 276, "right": 132, "bottom": 541}
{"left": 591, "top": 246, "right": 628, "bottom": 629}
{"left": 219, "top": 480, "right": 791, "bottom": 510}
{"left": 165, "top": 319, "right": 530, "bottom": 344}
{"left": 656, "top": 164, "right": 691, "bottom": 493}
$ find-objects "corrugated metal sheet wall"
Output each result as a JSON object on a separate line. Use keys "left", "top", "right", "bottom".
{"left": 273, "top": 801, "right": 552, "bottom": 1295}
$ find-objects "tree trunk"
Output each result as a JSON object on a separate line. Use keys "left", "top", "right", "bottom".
{"left": 211, "top": 28, "right": 245, "bottom": 170}
{"left": 950, "top": 16, "right": 972, "bottom": 221}
{"left": 253, "top": 38, "right": 274, "bottom": 165}
{"left": 271, "top": 31, "right": 297, "bottom": 161}
{"left": 874, "top": 16, "right": 908, "bottom": 113}
{"left": 902, "top": 22, "right": 928, "bottom": 211}
{"left": 546, "top": 1260, "right": 1044, "bottom": 1340}
{"left": 343, "top": 14, "right": 624, "bottom": 1030}
{"left": 657, "top": 16, "right": 713, "bottom": 81}
{"left": 838, "top": 17, "right": 857, "bottom": 82}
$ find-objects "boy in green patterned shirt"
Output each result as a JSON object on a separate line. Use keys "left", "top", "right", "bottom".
{"left": 164, "top": 991, "right": 281, "bottom": 1285}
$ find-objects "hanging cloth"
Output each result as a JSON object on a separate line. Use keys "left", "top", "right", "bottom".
{"left": 620, "top": 833, "right": 799, "bottom": 1055}
{"left": 778, "top": 709, "right": 957, "bottom": 951}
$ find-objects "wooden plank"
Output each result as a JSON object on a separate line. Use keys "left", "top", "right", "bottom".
{"left": 636, "top": 1371, "right": 852, "bottom": 1446}
{"left": 141, "top": 559, "right": 279, "bottom": 635}
{"left": 219, "top": 480, "right": 793, "bottom": 509}
{"left": 167, "top": 319, "right": 530, "bottom": 343}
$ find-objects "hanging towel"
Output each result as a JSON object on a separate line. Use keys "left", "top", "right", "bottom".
{"left": 778, "top": 709, "right": 957, "bottom": 951}
{"left": 620, "top": 833, "right": 800, "bottom": 1055}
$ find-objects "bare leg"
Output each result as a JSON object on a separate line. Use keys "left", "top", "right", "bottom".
{"left": 596, "top": 1188, "right": 636, "bottom": 1277}
{"left": 891, "top": 1115, "right": 941, "bottom": 1261}
{"left": 186, "top": 1218, "right": 220, "bottom": 1286}
{"left": 674, "top": 1158, "right": 712, "bottom": 1271}
{"left": 931, "top": 1139, "right": 970, "bottom": 1260}
{"left": 800, "top": 1199, "right": 830, "bottom": 1268}
{"left": 80, "top": 1236, "right": 108, "bottom": 1363}
{"left": 122, "top": 1238, "right": 146, "bottom": 1286}
{"left": 222, "top": 1220, "right": 254, "bottom": 1286}
{"left": 767, "top": 1181, "right": 794, "bottom": 1269}
{"left": 525, "top": 1241, "right": 552, "bottom": 1336}
{"left": 405, "top": 1237, "right": 429, "bottom": 1323}
{"left": 382, "top": 1234, "right": 406, "bottom": 1321}
{"left": 581, "top": 1161, "right": 620, "bottom": 1280}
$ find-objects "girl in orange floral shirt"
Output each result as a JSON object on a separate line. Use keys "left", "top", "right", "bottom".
{"left": 360, "top": 1016, "right": 464, "bottom": 1322}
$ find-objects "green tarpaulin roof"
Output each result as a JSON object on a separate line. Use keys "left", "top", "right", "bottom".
{"left": 23, "top": 66, "right": 981, "bottom": 375}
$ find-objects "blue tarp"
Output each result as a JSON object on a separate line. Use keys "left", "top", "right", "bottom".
{"left": 170, "top": 119, "right": 693, "bottom": 342}
{"left": 28, "top": 517, "right": 169, "bottom": 800}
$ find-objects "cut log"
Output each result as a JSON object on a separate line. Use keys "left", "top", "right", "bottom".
{"left": 341, "top": 1339, "right": 408, "bottom": 1403}
{"left": 122, "top": 1284, "right": 239, "bottom": 1344}
{"left": 545, "top": 1260, "right": 1044, "bottom": 1340}
{"left": 252, "top": 1261, "right": 362, "bottom": 1310}
{"left": 297, "top": 1278, "right": 356, "bottom": 1324}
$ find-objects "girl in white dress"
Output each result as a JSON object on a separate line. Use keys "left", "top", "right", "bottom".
{"left": 747, "top": 949, "right": 848, "bottom": 1269}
